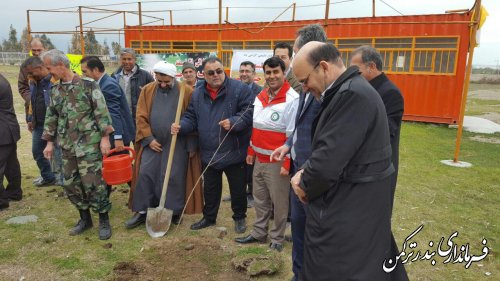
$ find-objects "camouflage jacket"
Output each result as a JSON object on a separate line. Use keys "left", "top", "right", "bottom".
{"left": 42, "top": 74, "right": 114, "bottom": 157}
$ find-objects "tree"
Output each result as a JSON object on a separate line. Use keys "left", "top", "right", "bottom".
{"left": 20, "top": 27, "right": 30, "bottom": 52}
{"left": 84, "top": 29, "right": 99, "bottom": 55}
{"left": 69, "top": 32, "right": 82, "bottom": 54}
{"left": 111, "top": 41, "right": 122, "bottom": 56}
{"left": 102, "top": 39, "right": 110, "bottom": 56}
{"left": 40, "top": 34, "right": 55, "bottom": 50}
{"left": 2, "top": 25, "right": 22, "bottom": 52}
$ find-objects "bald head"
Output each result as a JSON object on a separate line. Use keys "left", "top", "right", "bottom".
{"left": 293, "top": 41, "right": 345, "bottom": 99}
{"left": 30, "top": 38, "right": 45, "bottom": 57}
{"left": 294, "top": 41, "right": 324, "bottom": 67}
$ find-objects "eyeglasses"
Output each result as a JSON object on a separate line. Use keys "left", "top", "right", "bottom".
{"left": 299, "top": 62, "right": 321, "bottom": 86}
{"left": 205, "top": 69, "right": 224, "bottom": 76}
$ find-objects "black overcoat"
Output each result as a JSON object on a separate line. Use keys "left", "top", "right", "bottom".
{"left": 299, "top": 66, "right": 407, "bottom": 281}
{"left": 0, "top": 74, "right": 20, "bottom": 146}
{"left": 369, "top": 73, "right": 404, "bottom": 196}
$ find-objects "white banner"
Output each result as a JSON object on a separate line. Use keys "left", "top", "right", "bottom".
{"left": 230, "top": 49, "right": 273, "bottom": 86}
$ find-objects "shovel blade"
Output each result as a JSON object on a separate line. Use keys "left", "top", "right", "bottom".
{"left": 146, "top": 207, "right": 173, "bottom": 238}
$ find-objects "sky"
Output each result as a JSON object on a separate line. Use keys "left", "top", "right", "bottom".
{"left": 1, "top": 0, "right": 498, "bottom": 66}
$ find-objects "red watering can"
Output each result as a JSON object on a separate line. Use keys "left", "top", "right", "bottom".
{"left": 102, "top": 147, "right": 135, "bottom": 185}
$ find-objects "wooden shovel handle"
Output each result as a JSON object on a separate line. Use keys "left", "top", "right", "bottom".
{"left": 159, "top": 84, "right": 185, "bottom": 208}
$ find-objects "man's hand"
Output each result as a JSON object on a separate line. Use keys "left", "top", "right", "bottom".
{"left": 280, "top": 167, "right": 289, "bottom": 177}
{"left": 43, "top": 141, "right": 54, "bottom": 160}
{"left": 27, "top": 122, "right": 33, "bottom": 133}
{"left": 218, "top": 119, "right": 231, "bottom": 131}
{"left": 171, "top": 123, "right": 181, "bottom": 135}
{"left": 100, "top": 136, "right": 111, "bottom": 156}
{"left": 246, "top": 155, "right": 255, "bottom": 165}
{"left": 114, "top": 139, "right": 125, "bottom": 152}
{"left": 270, "top": 145, "right": 290, "bottom": 162}
{"left": 291, "top": 169, "right": 308, "bottom": 204}
{"left": 149, "top": 139, "right": 163, "bottom": 153}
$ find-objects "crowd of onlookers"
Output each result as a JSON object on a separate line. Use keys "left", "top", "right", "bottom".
{"left": 0, "top": 23, "right": 408, "bottom": 281}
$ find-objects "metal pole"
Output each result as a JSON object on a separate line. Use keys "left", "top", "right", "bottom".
{"left": 169, "top": 10, "right": 173, "bottom": 26}
{"left": 453, "top": 0, "right": 481, "bottom": 162}
{"left": 226, "top": 6, "right": 229, "bottom": 22}
{"left": 292, "top": 3, "right": 296, "bottom": 21}
{"left": 372, "top": 0, "right": 376, "bottom": 17}
{"left": 138, "top": 2, "right": 143, "bottom": 54}
{"left": 325, "top": 0, "right": 330, "bottom": 25}
{"left": 218, "top": 0, "right": 222, "bottom": 57}
{"left": 27, "top": 10, "right": 32, "bottom": 43}
{"left": 79, "top": 6, "right": 85, "bottom": 56}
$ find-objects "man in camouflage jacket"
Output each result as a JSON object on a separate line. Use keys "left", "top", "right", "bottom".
{"left": 41, "top": 49, "right": 114, "bottom": 240}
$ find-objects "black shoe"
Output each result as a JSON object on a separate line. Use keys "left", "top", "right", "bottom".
{"left": 269, "top": 242, "right": 283, "bottom": 252}
{"left": 190, "top": 218, "right": 215, "bottom": 230}
{"left": 69, "top": 209, "right": 93, "bottom": 236}
{"left": 34, "top": 177, "right": 56, "bottom": 187}
{"left": 172, "top": 214, "right": 182, "bottom": 225}
{"left": 98, "top": 212, "right": 112, "bottom": 240}
{"left": 4, "top": 191, "right": 22, "bottom": 201}
{"left": 235, "top": 234, "right": 265, "bottom": 244}
{"left": 124, "top": 213, "right": 146, "bottom": 229}
{"left": 234, "top": 218, "right": 247, "bottom": 234}
{"left": 0, "top": 199, "right": 9, "bottom": 211}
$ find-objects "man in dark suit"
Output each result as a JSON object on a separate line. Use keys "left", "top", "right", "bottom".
{"left": 350, "top": 45, "right": 404, "bottom": 209}
{"left": 0, "top": 73, "right": 23, "bottom": 210}
{"left": 350, "top": 45, "right": 408, "bottom": 281}
{"left": 81, "top": 56, "right": 135, "bottom": 151}
{"left": 81, "top": 56, "right": 136, "bottom": 193}
{"left": 270, "top": 24, "right": 327, "bottom": 281}
{"left": 291, "top": 42, "right": 407, "bottom": 281}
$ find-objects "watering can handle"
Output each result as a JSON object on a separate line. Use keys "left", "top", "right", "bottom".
{"left": 103, "top": 146, "right": 136, "bottom": 160}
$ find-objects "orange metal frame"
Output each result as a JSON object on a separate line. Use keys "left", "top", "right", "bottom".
{"left": 125, "top": 12, "right": 473, "bottom": 125}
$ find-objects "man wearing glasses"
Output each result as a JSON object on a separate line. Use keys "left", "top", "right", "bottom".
{"left": 171, "top": 57, "right": 253, "bottom": 234}
{"left": 290, "top": 41, "right": 407, "bottom": 280}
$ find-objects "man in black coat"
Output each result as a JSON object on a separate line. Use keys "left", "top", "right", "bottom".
{"left": 291, "top": 42, "right": 407, "bottom": 281}
{"left": 0, "top": 73, "right": 23, "bottom": 210}
{"left": 350, "top": 45, "right": 404, "bottom": 209}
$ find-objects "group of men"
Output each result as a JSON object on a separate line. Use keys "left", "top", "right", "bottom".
{"left": 0, "top": 22, "right": 410, "bottom": 280}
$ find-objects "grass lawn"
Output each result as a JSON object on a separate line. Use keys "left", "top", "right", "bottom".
{"left": 1, "top": 64, "right": 499, "bottom": 280}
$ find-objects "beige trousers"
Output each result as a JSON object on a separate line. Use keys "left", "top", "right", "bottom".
{"left": 250, "top": 158, "right": 290, "bottom": 244}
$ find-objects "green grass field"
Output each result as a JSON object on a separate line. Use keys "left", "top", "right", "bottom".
{"left": 0, "top": 64, "right": 499, "bottom": 280}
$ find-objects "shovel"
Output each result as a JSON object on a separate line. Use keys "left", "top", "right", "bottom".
{"left": 146, "top": 85, "right": 185, "bottom": 238}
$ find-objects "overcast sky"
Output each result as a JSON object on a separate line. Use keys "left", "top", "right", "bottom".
{"left": 1, "top": 0, "right": 498, "bottom": 66}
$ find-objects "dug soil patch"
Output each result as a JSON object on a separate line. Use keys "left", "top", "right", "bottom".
{"left": 111, "top": 235, "right": 249, "bottom": 281}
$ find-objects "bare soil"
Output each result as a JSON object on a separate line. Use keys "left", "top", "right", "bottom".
{"left": 468, "top": 89, "right": 500, "bottom": 101}
{"left": 469, "top": 135, "right": 500, "bottom": 144}
{"left": 110, "top": 235, "right": 249, "bottom": 281}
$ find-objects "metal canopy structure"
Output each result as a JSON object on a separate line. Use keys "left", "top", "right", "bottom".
{"left": 27, "top": 0, "right": 388, "bottom": 55}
